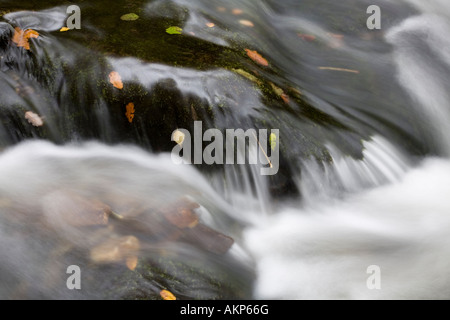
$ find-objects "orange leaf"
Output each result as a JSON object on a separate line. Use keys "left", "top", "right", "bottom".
{"left": 281, "top": 93, "right": 290, "bottom": 104}
{"left": 125, "top": 102, "right": 135, "bottom": 123}
{"left": 126, "top": 256, "right": 138, "bottom": 271}
{"left": 12, "top": 27, "right": 39, "bottom": 50}
{"left": 245, "top": 49, "right": 269, "bottom": 67}
{"left": 109, "top": 71, "right": 123, "bottom": 89}
{"left": 160, "top": 289, "right": 177, "bottom": 300}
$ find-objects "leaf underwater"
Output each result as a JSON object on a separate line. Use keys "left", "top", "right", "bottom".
{"left": 245, "top": 49, "right": 269, "bottom": 66}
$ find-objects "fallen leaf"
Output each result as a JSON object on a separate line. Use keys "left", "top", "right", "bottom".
{"left": 126, "top": 256, "right": 138, "bottom": 271}
{"left": 318, "top": 66, "right": 359, "bottom": 74}
{"left": 216, "top": 6, "right": 227, "bottom": 13}
{"left": 297, "top": 33, "right": 316, "bottom": 41}
{"left": 281, "top": 93, "right": 290, "bottom": 104}
{"left": 125, "top": 102, "right": 135, "bottom": 123}
{"left": 120, "top": 13, "right": 139, "bottom": 21}
{"left": 206, "top": 22, "right": 215, "bottom": 28}
{"left": 60, "top": 27, "right": 70, "bottom": 32}
{"left": 239, "top": 20, "right": 254, "bottom": 27}
{"left": 269, "top": 82, "right": 284, "bottom": 97}
{"left": 12, "top": 27, "right": 39, "bottom": 50}
{"left": 162, "top": 198, "right": 200, "bottom": 229}
{"left": 109, "top": 71, "right": 123, "bottom": 89}
{"left": 232, "top": 8, "right": 243, "bottom": 15}
{"left": 245, "top": 49, "right": 269, "bottom": 66}
{"left": 24, "top": 111, "right": 44, "bottom": 127}
{"left": 232, "top": 68, "right": 261, "bottom": 84}
{"left": 166, "top": 26, "right": 183, "bottom": 35}
{"left": 172, "top": 129, "right": 185, "bottom": 145}
{"left": 91, "top": 236, "right": 140, "bottom": 263}
{"left": 160, "top": 289, "right": 176, "bottom": 300}
{"left": 269, "top": 133, "right": 277, "bottom": 151}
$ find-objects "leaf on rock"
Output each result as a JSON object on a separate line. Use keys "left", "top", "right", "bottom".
{"left": 166, "top": 26, "right": 183, "bottom": 35}
{"left": 60, "top": 27, "right": 70, "bottom": 32}
{"left": 121, "top": 13, "right": 139, "bottom": 21}
{"left": 160, "top": 289, "right": 176, "bottom": 300}
{"left": 24, "top": 111, "right": 44, "bottom": 127}
{"left": 109, "top": 71, "right": 123, "bottom": 89}
{"left": 269, "top": 133, "right": 277, "bottom": 151}
{"left": 232, "top": 68, "right": 261, "bottom": 85}
{"left": 162, "top": 197, "right": 200, "bottom": 229}
{"left": 12, "top": 27, "right": 39, "bottom": 50}
{"left": 90, "top": 236, "right": 140, "bottom": 264}
{"left": 269, "top": 83, "right": 290, "bottom": 104}
{"left": 206, "top": 22, "right": 215, "bottom": 28}
{"left": 245, "top": 49, "right": 268, "bottom": 66}
{"left": 125, "top": 102, "right": 135, "bottom": 123}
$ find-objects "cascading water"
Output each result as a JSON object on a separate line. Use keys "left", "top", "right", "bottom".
{"left": 0, "top": 0, "right": 449, "bottom": 299}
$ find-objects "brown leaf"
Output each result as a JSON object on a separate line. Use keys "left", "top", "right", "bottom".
{"left": 109, "top": 71, "right": 123, "bottom": 89}
{"left": 160, "top": 289, "right": 177, "bottom": 300}
{"left": 162, "top": 198, "right": 200, "bottom": 229}
{"left": 281, "top": 93, "right": 290, "bottom": 104}
{"left": 24, "top": 111, "right": 44, "bottom": 127}
{"left": 90, "top": 236, "right": 140, "bottom": 263}
{"left": 12, "top": 27, "right": 39, "bottom": 50}
{"left": 125, "top": 102, "right": 135, "bottom": 123}
{"left": 245, "top": 49, "right": 269, "bottom": 67}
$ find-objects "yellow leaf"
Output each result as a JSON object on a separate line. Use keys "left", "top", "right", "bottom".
{"left": 60, "top": 27, "right": 70, "bottom": 32}
{"left": 206, "top": 22, "right": 215, "bottom": 28}
{"left": 160, "top": 289, "right": 177, "bottom": 300}
{"left": 12, "top": 27, "right": 39, "bottom": 50}
{"left": 269, "top": 133, "right": 277, "bottom": 151}
{"left": 125, "top": 102, "right": 135, "bottom": 123}
{"left": 109, "top": 71, "right": 123, "bottom": 89}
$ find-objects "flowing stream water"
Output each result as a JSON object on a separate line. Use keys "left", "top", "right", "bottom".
{"left": 0, "top": 0, "right": 449, "bottom": 299}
